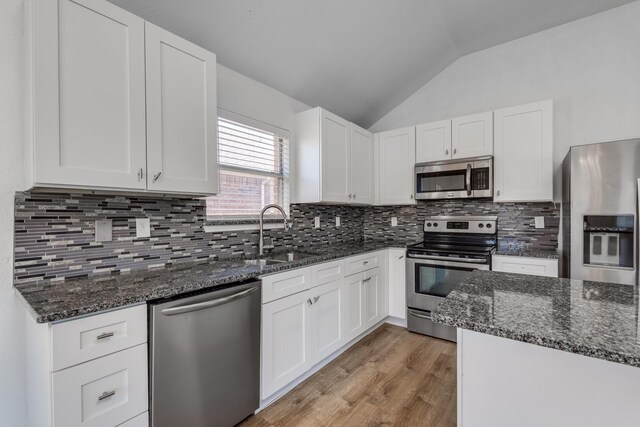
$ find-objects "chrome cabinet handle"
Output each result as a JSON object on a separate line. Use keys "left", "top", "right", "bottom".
{"left": 96, "top": 332, "right": 114, "bottom": 340}
{"left": 153, "top": 171, "right": 162, "bottom": 182}
{"left": 362, "top": 277, "right": 372, "bottom": 283}
{"left": 398, "top": 255, "right": 404, "bottom": 259}
{"left": 313, "top": 296, "right": 320, "bottom": 303}
{"left": 137, "top": 168, "right": 144, "bottom": 181}
{"left": 496, "top": 190, "right": 501, "bottom": 196}
{"left": 98, "top": 390, "right": 116, "bottom": 401}
{"left": 453, "top": 148, "right": 457, "bottom": 154}
{"left": 353, "top": 193, "right": 356, "bottom": 198}
{"left": 410, "top": 194, "right": 414, "bottom": 199}
{"left": 445, "top": 149, "right": 449, "bottom": 155}
{"left": 307, "top": 298, "right": 313, "bottom": 306}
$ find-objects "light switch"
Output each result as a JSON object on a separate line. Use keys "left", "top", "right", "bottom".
{"left": 534, "top": 216, "right": 545, "bottom": 229}
{"left": 391, "top": 217, "right": 398, "bottom": 227}
{"left": 314, "top": 216, "right": 321, "bottom": 229}
{"left": 136, "top": 218, "right": 151, "bottom": 238}
{"left": 335, "top": 216, "right": 341, "bottom": 227}
{"left": 95, "top": 220, "right": 112, "bottom": 242}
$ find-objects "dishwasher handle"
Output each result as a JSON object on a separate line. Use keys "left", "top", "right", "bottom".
{"left": 161, "top": 286, "right": 259, "bottom": 316}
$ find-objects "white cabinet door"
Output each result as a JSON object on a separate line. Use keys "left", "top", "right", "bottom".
{"left": 145, "top": 23, "right": 218, "bottom": 195}
{"left": 31, "top": 0, "right": 147, "bottom": 190}
{"left": 493, "top": 100, "right": 553, "bottom": 202}
{"left": 375, "top": 127, "right": 416, "bottom": 205}
{"left": 349, "top": 124, "right": 374, "bottom": 204}
{"left": 452, "top": 112, "right": 493, "bottom": 159}
{"left": 388, "top": 249, "right": 407, "bottom": 319}
{"left": 416, "top": 120, "right": 452, "bottom": 163}
{"left": 363, "top": 268, "right": 381, "bottom": 328}
{"left": 321, "top": 109, "right": 351, "bottom": 203}
{"left": 346, "top": 273, "right": 365, "bottom": 340}
{"left": 310, "top": 279, "right": 347, "bottom": 364}
{"left": 261, "top": 290, "right": 312, "bottom": 399}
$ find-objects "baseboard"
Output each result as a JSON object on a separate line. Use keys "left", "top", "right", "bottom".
{"left": 258, "top": 317, "right": 403, "bottom": 412}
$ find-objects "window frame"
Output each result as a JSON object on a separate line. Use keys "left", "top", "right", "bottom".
{"left": 206, "top": 109, "right": 291, "bottom": 220}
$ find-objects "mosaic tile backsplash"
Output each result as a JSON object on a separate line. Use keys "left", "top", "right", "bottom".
{"left": 14, "top": 193, "right": 558, "bottom": 283}
{"left": 14, "top": 192, "right": 364, "bottom": 283}
{"left": 364, "top": 199, "right": 560, "bottom": 251}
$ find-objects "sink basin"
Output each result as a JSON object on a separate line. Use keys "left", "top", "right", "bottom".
{"left": 243, "top": 259, "right": 283, "bottom": 266}
{"left": 265, "top": 252, "right": 315, "bottom": 262}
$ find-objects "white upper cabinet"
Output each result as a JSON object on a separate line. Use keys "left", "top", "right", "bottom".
{"left": 321, "top": 110, "right": 351, "bottom": 203}
{"left": 295, "top": 108, "right": 373, "bottom": 204}
{"left": 349, "top": 124, "right": 375, "bottom": 204}
{"left": 25, "top": 0, "right": 218, "bottom": 195}
{"left": 452, "top": 111, "right": 494, "bottom": 159}
{"left": 26, "top": 0, "right": 147, "bottom": 190}
{"left": 493, "top": 100, "right": 553, "bottom": 202}
{"left": 375, "top": 127, "right": 416, "bottom": 205}
{"left": 145, "top": 23, "right": 218, "bottom": 195}
{"left": 416, "top": 120, "right": 452, "bottom": 163}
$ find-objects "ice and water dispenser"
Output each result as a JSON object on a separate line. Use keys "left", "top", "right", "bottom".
{"left": 583, "top": 215, "right": 635, "bottom": 269}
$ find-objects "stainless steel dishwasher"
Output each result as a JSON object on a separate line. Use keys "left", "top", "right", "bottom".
{"left": 149, "top": 280, "right": 261, "bottom": 427}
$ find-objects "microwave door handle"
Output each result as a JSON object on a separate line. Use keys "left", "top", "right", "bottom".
{"left": 466, "top": 163, "right": 472, "bottom": 196}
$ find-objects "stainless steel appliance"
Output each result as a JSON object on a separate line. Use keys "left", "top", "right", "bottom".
{"left": 149, "top": 280, "right": 261, "bottom": 427}
{"left": 406, "top": 216, "right": 497, "bottom": 341}
{"left": 562, "top": 139, "right": 640, "bottom": 285}
{"left": 415, "top": 156, "right": 492, "bottom": 200}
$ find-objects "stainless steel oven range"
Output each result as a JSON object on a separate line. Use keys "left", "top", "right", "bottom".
{"left": 406, "top": 216, "right": 497, "bottom": 342}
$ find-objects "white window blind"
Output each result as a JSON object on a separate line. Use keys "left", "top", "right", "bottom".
{"left": 207, "top": 117, "right": 290, "bottom": 218}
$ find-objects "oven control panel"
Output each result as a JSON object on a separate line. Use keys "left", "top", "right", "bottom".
{"left": 424, "top": 216, "right": 497, "bottom": 234}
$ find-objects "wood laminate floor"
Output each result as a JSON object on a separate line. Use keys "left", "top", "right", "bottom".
{"left": 240, "top": 324, "right": 457, "bottom": 427}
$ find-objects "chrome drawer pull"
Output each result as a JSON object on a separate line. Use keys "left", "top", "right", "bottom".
{"left": 313, "top": 296, "right": 320, "bottom": 303}
{"left": 96, "top": 332, "right": 114, "bottom": 340}
{"left": 98, "top": 390, "right": 116, "bottom": 401}
{"left": 307, "top": 298, "right": 313, "bottom": 306}
{"left": 362, "top": 277, "right": 372, "bottom": 283}
{"left": 363, "top": 261, "right": 369, "bottom": 265}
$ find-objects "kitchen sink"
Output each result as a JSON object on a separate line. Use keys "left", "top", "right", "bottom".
{"left": 244, "top": 252, "right": 317, "bottom": 267}
{"left": 243, "top": 259, "right": 283, "bottom": 266}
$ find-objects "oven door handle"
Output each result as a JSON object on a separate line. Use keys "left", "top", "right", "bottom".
{"left": 408, "top": 309, "right": 433, "bottom": 320}
{"left": 465, "top": 163, "right": 472, "bottom": 196}
{"left": 408, "top": 253, "right": 486, "bottom": 264}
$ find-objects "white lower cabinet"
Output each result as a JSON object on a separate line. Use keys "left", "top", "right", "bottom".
{"left": 346, "top": 267, "right": 383, "bottom": 341}
{"left": 118, "top": 413, "right": 148, "bottom": 427}
{"left": 310, "top": 279, "right": 347, "bottom": 364}
{"left": 388, "top": 249, "right": 407, "bottom": 319}
{"left": 492, "top": 255, "right": 558, "bottom": 277}
{"left": 346, "top": 271, "right": 366, "bottom": 339}
{"left": 261, "top": 290, "right": 313, "bottom": 399}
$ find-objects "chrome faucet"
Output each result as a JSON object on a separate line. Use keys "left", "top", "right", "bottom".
{"left": 259, "top": 204, "right": 291, "bottom": 256}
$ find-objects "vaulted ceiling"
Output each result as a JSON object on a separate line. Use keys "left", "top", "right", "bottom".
{"left": 108, "top": 0, "right": 636, "bottom": 128}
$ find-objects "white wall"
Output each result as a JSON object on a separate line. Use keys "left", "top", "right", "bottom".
{"left": 0, "top": 0, "right": 27, "bottom": 425}
{"left": 369, "top": 1, "right": 640, "bottom": 200}
{"left": 0, "top": 2, "right": 309, "bottom": 425}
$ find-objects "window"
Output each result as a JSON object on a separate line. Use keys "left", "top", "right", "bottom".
{"left": 207, "top": 116, "right": 290, "bottom": 218}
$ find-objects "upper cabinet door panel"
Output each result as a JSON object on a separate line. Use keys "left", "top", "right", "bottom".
{"left": 416, "top": 120, "right": 452, "bottom": 163}
{"left": 452, "top": 112, "right": 493, "bottom": 159}
{"left": 33, "top": 0, "right": 147, "bottom": 189}
{"left": 376, "top": 127, "right": 416, "bottom": 205}
{"left": 321, "top": 110, "right": 350, "bottom": 203}
{"left": 349, "top": 124, "right": 374, "bottom": 204}
{"left": 493, "top": 100, "right": 553, "bottom": 202}
{"left": 145, "top": 23, "right": 218, "bottom": 195}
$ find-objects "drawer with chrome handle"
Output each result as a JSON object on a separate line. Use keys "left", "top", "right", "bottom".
{"left": 345, "top": 252, "right": 380, "bottom": 275}
{"left": 51, "top": 304, "right": 147, "bottom": 372}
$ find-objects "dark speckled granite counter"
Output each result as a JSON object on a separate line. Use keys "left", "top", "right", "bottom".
{"left": 494, "top": 248, "right": 559, "bottom": 259}
{"left": 433, "top": 270, "right": 640, "bottom": 367}
{"left": 16, "top": 241, "right": 405, "bottom": 323}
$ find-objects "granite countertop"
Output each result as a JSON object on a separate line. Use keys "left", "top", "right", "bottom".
{"left": 433, "top": 270, "right": 640, "bottom": 367}
{"left": 494, "top": 248, "right": 559, "bottom": 259}
{"left": 16, "top": 241, "right": 406, "bottom": 323}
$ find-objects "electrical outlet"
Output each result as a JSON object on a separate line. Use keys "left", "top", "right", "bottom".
{"left": 95, "top": 220, "right": 112, "bottom": 242}
{"left": 136, "top": 218, "right": 151, "bottom": 238}
{"left": 534, "top": 216, "right": 545, "bottom": 229}
{"left": 335, "top": 216, "right": 341, "bottom": 227}
{"left": 391, "top": 217, "right": 398, "bottom": 227}
{"left": 314, "top": 216, "right": 321, "bottom": 229}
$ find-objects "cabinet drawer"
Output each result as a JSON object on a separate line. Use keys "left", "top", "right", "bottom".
{"left": 492, "top": 255, "right": 558, "bottom": 277}
{"left": 262, "top": 267, "right": 311, "bottom": 303}
{"left": 118, "top": 412, "right": 148, "bottom": 427}
{"left": 52, "top": 344, "right": 148, "bottom": 427}
{"left": 345, "top": 252, "right": 379, "bottom": 276}
{"left": 51, "top": 305, "right": 147, "bottom": 372}
{"left": 310, "top": 259, "right": 345, "bottom": 287}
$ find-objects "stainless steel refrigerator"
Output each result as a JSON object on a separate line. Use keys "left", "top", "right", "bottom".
{"left": 562, "top": 139, "right": 640, "bottom": 285}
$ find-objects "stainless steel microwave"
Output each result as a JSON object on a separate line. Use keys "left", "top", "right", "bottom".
{"left": 415, "top": 156, "right": 493, "bottom": 200}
